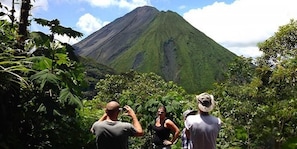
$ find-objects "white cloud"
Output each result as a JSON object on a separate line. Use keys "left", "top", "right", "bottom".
{"left": 0, "top": 0, "right": 20, "bottom": 21}
{"left": 228, "top": 46, "right": 263, "bottom": 58}
{"left": 83, "top": 0, "right": 150, "bottom": 10}
{"left": 117, "top": 0, "right": 150, "bottom": 10}
{"left": 183, "top": 0, "right": 297, "bottom": 58}
{"left": 76, "top": 13, "right": 109, "bottom": 35}
{"left": 0, "top": 0, "right": 48, "bottom": 21}
{"left": 85, "top": 0, "right": 115, "bottom": 7}
{"left": 54, "top": 34, "right": 80, "bottom": 45}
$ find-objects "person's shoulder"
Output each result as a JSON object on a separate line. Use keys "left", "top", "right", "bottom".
{"left": 93, "top": 120, "right": 101, "bottom": 125}
{"left": 208, "top": 115, "right": 221, "bottom": 124}
{"left": 118, "top": 121, "right": 134, "bottom": 127}
{"left": 93, "top": 120, "right": 107, "bottom": 125}
{"left": 211, "top": 115, "right": 220, "bottom": 120}
{"left": 92, "top": 121, "right": 104, "bottom": 129}
{"left": 164, "top": 118, "right": 174, "bottom": 124}
{"left": 118, "top": 121, "right": 137, "bottom": 131}
{"left": 185, "top": 114, "right": 199, "bottom": 122}
{"left": 187, "top": 114, "right": 199, "bottom": 119}
{"left": 164, "top": 117, "right": 172, "bottom": 121}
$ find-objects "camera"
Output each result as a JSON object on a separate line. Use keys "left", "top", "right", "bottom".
{"left": 120, "top": 107, "right": 127, "bottom": 112}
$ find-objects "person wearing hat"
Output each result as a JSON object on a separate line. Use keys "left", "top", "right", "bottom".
{"left": 181, "top": 109, "right": 197, "bottom": 149}
{"left": 90, "top": 100, "right": 144, "bottom": 149}
{"left": 184, "top": 93, "right": 222, "bottom": 149}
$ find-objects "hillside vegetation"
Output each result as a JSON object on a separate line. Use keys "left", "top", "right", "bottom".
{"left": 78, "top": 56, "right": 116, "bottom": 99}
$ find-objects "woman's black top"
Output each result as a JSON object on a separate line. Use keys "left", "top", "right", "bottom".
{"left": 152, "top": 118, "right": 171, "bottom": 145}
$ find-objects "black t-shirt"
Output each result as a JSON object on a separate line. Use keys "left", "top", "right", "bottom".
{"left": 152, "top": 118, "right": 171, "bottom": 145}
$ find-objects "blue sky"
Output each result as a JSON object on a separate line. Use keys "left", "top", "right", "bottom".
{"left": 2, "top": 0, "right": 297, "bottom": 57}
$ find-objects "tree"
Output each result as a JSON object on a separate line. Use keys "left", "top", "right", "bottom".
{"left": 0, "top": 19, "right": 33, "bottom": 149}
{"left": 213, "top": 19, "right": 297, "bottom": 149}
{"left": 256, "top": 19, "right": 297, "bottom": 149}
{"left": 0, "top": 1, "right": 87, "bottom": 148}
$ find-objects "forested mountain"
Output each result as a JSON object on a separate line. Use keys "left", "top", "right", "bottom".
{"left": 78, "top": 56, "right": 116, "bottom": 99}
{"left": 74, "top": 6, "right": 237, "bottom": 93}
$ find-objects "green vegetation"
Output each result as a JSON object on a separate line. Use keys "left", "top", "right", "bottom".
{"left": 1, "top": 1, "right": 297, "bottom": 149}
{"left": 212, "top": 19, "right": 297, "bottom": 148}
{"left": 78, "top": 71, "right": 194, "bottom": 148}
{"left": 78, "top": 56, "right": 116, "bottom": 100}
{"left": 0, "top": 1, "right": 87, "bottom": 148}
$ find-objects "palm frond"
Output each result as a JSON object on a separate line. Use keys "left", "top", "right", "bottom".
{"left": 59, "top": 88, "right": 82, "bottom": 108}
{"left": 30, "top": 69, "right": 60, "bottom": 89}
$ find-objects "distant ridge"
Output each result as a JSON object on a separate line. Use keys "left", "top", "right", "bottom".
{"left": 74, "top": 6, "right": 237, "bottom": 93}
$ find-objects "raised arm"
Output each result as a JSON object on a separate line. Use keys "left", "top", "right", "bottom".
{"left": 98, "top": 113, "right": 107, "bottom": 121}
{"left": 124, "top": 105, "right": 144, "bottom": 136}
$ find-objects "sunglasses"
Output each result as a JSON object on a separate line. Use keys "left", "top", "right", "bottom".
{"left": 157, "top": 111, "right": 165, "bottom": 114}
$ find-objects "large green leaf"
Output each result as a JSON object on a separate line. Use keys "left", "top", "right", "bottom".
{"left": 34, "top": 18, "right": 83, "bottom": 39}
{"left": 34, "top": 18, "right": 52, "bottom": 27}
{"left": 52, "top": 25, "right": 83, "bottom": 38}
{"left": 28, "top": 56, "right": 53, "bottom": 70}
{"left": 31, "top": 69, "right": 60, "bottom": 89}
{"left": 0, "top": 50, "right": 32, "bottom": 88}
{"left": 55, "top": 53, "right": 70, "bottom": 66}
{"left": 59, "top": 88, "right": 82, "bottom": 107}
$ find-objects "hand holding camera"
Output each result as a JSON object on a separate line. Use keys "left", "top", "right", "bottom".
{"left": 122, "top": 105, "right": 136, "bottom": 117}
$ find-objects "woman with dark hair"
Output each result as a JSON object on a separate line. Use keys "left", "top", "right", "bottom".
{"left": 152, "top": 105, "right": 180, "bottom": 149}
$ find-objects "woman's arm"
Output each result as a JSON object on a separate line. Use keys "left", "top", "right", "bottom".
{"left": 165, "top": 119, "right": 180, "bottom": 145}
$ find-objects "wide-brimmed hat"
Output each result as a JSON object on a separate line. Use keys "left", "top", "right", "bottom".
{"left": 196, "top": 93, "right": 215, "bottom": 112}
{"left": 183, "top": 109, "right": 197, "bottom": 118}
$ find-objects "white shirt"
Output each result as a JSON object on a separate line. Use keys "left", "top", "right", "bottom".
{"left": 185, "top": 114, "right": 221, "bottom": 149}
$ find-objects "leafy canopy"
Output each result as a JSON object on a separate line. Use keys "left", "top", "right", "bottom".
{"left": 213, "top": 19, "right": 297, "bottom": 149}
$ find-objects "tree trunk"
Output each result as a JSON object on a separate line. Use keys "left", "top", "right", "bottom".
{"left": 18, "top": 0, "right": 31, "bottom": 45}
{"left": 10, "top": 0, "right": 15, "bottom": 27}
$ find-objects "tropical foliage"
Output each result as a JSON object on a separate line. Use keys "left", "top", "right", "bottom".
{"left": 1, "top": 1, "right": 297, "bottom": 149}
{"left": 78, "top": 71, "right": 195, "bottom": 148}
{"left": 0, "top": 1, "right": 87, "bottom": 148}
{"left": 213, "top": 19, "right": 297, "bottom": 149}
